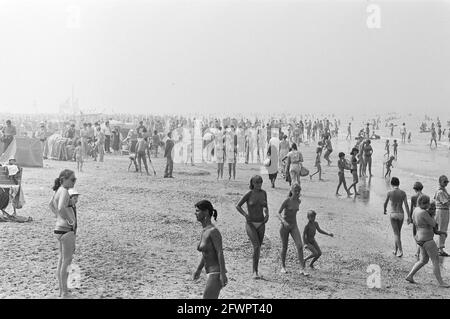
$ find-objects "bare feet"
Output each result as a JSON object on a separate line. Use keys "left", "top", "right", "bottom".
{"left": 280, "top": 267, "right": 287, "bottom": 274}
{"left": 61, "top": 292, "right": 74, "bottom": 299}
{"left": 336, "top": 193, "right": 341, "bottom": 197}
{"left": 405, "top": 276, "right": 416, "bottom": 284}
{"left": 252, "top": 272, "right": 260, "bottom": 279}
{"left": 439, "top": 283, "right": 450, "bottom": 288}
{"left": 397, "top": 251, "right": 403, "bottom": 258}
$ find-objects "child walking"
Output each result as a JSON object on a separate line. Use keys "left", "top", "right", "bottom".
{"left": 384, "top": 155, "right": 395, "bottom": 178}
{"left": 393, "top": 140, "right": 398, "bottom": 159}
{"left": 303, "top": 210, "right": 333, "bottom": 268}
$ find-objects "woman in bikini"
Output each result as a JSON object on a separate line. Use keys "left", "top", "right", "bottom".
{"left": 277, "top": 183, "right": 309, "bottom": 276}
{"left": 236, "top": 175, "right": 269, "bottom": 279}
{"left": 282, "top": 143, "right": 303, "bottom": 187}
{"left": 346, "top": 148, "right": 360, "bottom": 196}
{"left": 406, "top": 195, "right": 449, "bottom": 287}
{"left": 50, "top": 169, "right": 77, "bottom": 298}
{"left": 193, "top": 200, "right": 228, "bottom": 298}
{"left": 383, "top": 177, "right": 411, "bottom": 257}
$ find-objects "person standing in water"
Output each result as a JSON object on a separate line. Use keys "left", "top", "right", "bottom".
{"left": 384, "top": 156, "right": 395, "bottom": 178}
{"left": 336, "top": 152, "right": 352, "bottom": 197}
{"left": 383, "top": 177, "right": 411, "bottom": 257}
{"left": 430, "top": 127, "right": 437, "bottom": 148}
{"left": 400, "top": 123, "right": 407, "bottom": 143}
{"left": 363, "top": 139, "right": 374, "bottom": 177}
{"left": 310, "top": 146, "right": 323, "bottom": 181}
{"left": 434, "top": 175, "right": 450, "bottom": 257}
{"left": 323, "top": 136, "right": 333, "bottom": 166}
{"left": 193, "top": 200, "right": 228, "bottom": 299}
{"left": 358, "top": 138, "right": 366, "bottom": 177}
{"left": 49, "top": 169, "right": 77, "bottom": 298}
{"left": 236, "top": 175, "right": 269, "bottom": 279}
{"left": 277, "top": 183, "right": 309, "bottom": 276}
{"left": 406, "top": 194, "right": 449, "bottom": 288}
{"left": 392, "top": 140, "right": 398, "bottom": 160}
{"left": 348, "top": 148, "right": 360, "bottom": 196}
{"left": 384, "top": 140, "right": 390, "bottom": 158}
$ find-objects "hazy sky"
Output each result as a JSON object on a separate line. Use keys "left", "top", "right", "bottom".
{"left": 0, "top": 0, "right": 449, "bottom": 115}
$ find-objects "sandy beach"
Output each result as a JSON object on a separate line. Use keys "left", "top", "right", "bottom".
{"left": 1, "top": 123, "right": 450, "bottom": 299}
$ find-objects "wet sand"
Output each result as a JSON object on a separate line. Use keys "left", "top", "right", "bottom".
{"left": 1, "top": 125, "right": 450, "bottom": 299}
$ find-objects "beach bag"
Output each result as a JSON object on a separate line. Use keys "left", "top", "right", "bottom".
{"left": 300, "top": 166, "right": 309, "bottom": 177}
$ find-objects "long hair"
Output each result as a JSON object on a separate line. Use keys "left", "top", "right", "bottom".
{"left": 52, "top": 169, "right": 74, "bottom": 192}
{"left": 195, "top": 200, "right": 218, "bottom": 221}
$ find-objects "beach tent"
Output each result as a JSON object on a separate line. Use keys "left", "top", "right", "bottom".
{"left": 46, "top": 134, "right": 72, "bottom": 161}
{"left": 0, "top": 137, "right": 43, "bottom": 167}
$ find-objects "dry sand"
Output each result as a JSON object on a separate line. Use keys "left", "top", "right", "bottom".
{"left": 1, "top": 147, "right": 449, "bottom": 299}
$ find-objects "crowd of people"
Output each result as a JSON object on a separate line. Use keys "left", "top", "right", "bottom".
{"left": 1, "top": 112, "right": 449, "bottom": 298}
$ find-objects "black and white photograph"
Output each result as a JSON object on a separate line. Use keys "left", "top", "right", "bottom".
{"left": 0, "top": 0, "right": 450, "bottom": 304}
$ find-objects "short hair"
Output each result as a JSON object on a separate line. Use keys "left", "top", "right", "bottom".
{"left": 439, "top": 175, "right": 449, "bottom": 185}
{"left": 291, "top": 143, "right": 297, "bottom": 151}
{"left": 417, "top": 194, "right": 430, "bottom": 207}
{"left": 338, "top": 152, "right": 345, "bottom": 158}
{"left": 391, "top": 177, "right": 400, "bottom": 186}
{"left": 307, "top": 210, "right": 316, "bottom": 219}
{"left": 413, "top": 181, "right": 423, "bottom": 191}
